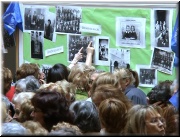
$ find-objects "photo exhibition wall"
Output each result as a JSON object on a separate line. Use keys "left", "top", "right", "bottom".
{"left": 21, "top": 3, "right": 178, "bottom": 94}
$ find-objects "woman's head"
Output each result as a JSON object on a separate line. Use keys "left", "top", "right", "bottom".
{"left": 69, "top": 100, "right": 101, "bottom": 133}
{"left": 16, "top": 63, "right": 40, "bottom": 81}
{"left": 90, "top": 72, "right": 120, "bottom": 96}
{"left": 91, "top": 84, "right": 132, "bottom": 109}
{"left": 113, "top": 68, "right": 135, "bottom": 91}
{"left": 124, "top": 105, "right": 165, "bottom": 136}
{"left": 99, "top": 98, "right": 128, "bottom": 133}
{"left": 68, "top": 63, "right": 95, "bottom": 92}
{"left": 31, "top": 90, "right": 73, "bottom": 132}
{"left": 46, "top": 63, "right": 69, "bottom": 83}
{"left": 2, "top": 67, "right": 13, "bottom": 94}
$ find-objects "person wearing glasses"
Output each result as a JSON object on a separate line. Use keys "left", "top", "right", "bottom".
{"left": 123, "top": 105, "right": 166, "bottom": 136}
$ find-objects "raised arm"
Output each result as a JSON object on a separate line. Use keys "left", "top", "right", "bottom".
{"left": 85, "top": 41, "right": 94, "bottom": 66}
{"left": 68, "top": 47, "right": 83, "bottom": 69}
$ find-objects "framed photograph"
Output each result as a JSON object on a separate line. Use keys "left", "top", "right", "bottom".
{"left": 55, "top": 6, "right": 82, "bottom": 34}
{"left": 151, "top": 8, "right": 173, "bottom": 51}
{"left": 94, "top": 36, "right": 110, "bottom": 66}
{"left": 67, "top": 34, "right": 95, "bottom": 63}
{"left": 31, "top": 30, "right": 44, "bottom": 59}
{"left": 44, "top": 10, "right": 56, "bottom": 42}
{"left": 109, "top": 48, "right": 130, "bottom": 73}
{"left": 150, "top": 47, "right": 175, "bottom": 75}
{"left": 23, "top": 5, "right": 47, "bottom": 32}
{"left": 116, "top": 17, "right": 146, "bottom": 48}
{"left": 136, "top": 65, "right": 157, "bottom": 87}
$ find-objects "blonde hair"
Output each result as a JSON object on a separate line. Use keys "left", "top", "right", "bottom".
{"left": 90, "top": 72, "right": 120, "bottom": 95}
{"left": 68, "top": 63, "right": 95, "bottom": 92}
{"left": 124, "top": 105, "right": 162, "bottom": 135}
{"left": 113, "top": 68, "right": 135, "bottom": 85}
{"left": 22, "top": 120, "right": 48, "bottom": 135}
{"left": 56, "top": 79, "right": 76, "bottom": 103}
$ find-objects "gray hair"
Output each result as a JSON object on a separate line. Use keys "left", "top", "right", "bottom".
{"left": 2, "top": 122, "right": 28, "bottom": 135}
{"left": 25, "top": 75, "right": 40, "bottom": 92}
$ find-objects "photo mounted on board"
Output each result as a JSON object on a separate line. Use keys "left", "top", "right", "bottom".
{"left": 31, "top": 30, "right": 44, "bottom": 59}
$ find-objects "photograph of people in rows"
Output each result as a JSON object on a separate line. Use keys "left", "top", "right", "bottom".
{"left": 68, "top": 35, "right": 94, "bottom": 62}
{"left": 140, "top": 69, "right": 156, "bottom": 85}
{"left": 56, "top": 6, "right": 82, "bottom": 34}
{"left": 151, "top": 47, "right": 174, "bottom": 74}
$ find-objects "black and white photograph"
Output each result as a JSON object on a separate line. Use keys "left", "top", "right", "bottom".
{"left": 56, "top": 6, "right": 82, "bottom": 34}
{"left": 116, "top": 17, "right": 146, "bottom": 48}
{"left": 136, "top": 65, "right": 157, "bottom": 87}
{"left": 151, "top": 9, "right": 173, "bottom": 50}
{"left": 41, "top": 64, "right": 52, "bottom": 82}
{"left": 44, "top": 10, "right": 56, "bottom": 42}
{"left": 31, "top": 30, "right": 44, "bottom": 59}
{"left": 94, "top": 36, "right": 110, "bottom": 66}
{"left": 68, "top": 34, "right": 95, "bottom": 63}
{"left": 109, "top": 48, "right": 130, "bottom": 73}
{"left": 24, "top": 6, "right": 46, "bottom": 32}
{"left": 150, "top": 47, "right": 175, "bottom": 75}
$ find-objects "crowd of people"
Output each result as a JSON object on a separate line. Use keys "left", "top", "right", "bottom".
{"left": 2, "top": 41, "right": 179, "bottom": 136}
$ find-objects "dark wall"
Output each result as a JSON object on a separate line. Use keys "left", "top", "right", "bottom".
{"left": 2, "top": 2, "right": 17, "bottom": 82}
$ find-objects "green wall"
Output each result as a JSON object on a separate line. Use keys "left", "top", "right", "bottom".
{"left": 23, "top": 6, "right": 177, "bottom": 94}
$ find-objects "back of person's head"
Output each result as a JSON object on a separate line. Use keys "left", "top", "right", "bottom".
{"left": 2, "top": 67, "right": 13, "bottom": 94}
{"left": 113, "top": 68, "right": 135, "bottom": 86}
{"left": 14, "top": 78, "right": 26, "bottom": 94}
{"left": 12, "top": 92, "right": 35, "bottom": 105}
{"left": 90, "top": 72, "right": 120, "bottom": 96}
{"left": 69, "top": 100, "right": 101, "bottom": 133}
{"left": 147, "top": 80, "right": 172, "bottom": 104}
{"left": 50, "top": 121, "right": 82, "bottom": 135}
{"left": 22, "top": 120, "right": 48, "bottom": 135}
{"left": 162, "top": 105, "right": 179, "bottom": 135}
{"left": 39, "top": 82, "right": 64, "bottom": 93}
{"left": 99, "top": 98, "right": 128, "bottom": 134}
{"left": 18, "top": 99, "right": 34, "bottom": 123}
{"left": 46, "top": 63, "right": 69, "bottom": 83}
{"left": 31, "top": 90, "right": 73, "bottom": 131}
{"left": 91, "top": 84, "right": 132, "bottom": 109}
{"left": 16, "top": 63, "right": 40, "bottom": 81}
{"left": 2, "top": 122, "right": 28, "bottom": 135}
{"left": 49, "top": 127, "right": 82, "bottom": 135}
{"left": 68, "top": 63, "right": 95, "bottom": 92}
{"left": 25, "top": 75, "right": 40, "bottom": 92}
{"left": 56, "top": 79, "right": 76, "bottom": 104}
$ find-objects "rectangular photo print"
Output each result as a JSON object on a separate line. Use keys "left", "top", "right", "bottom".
{"left": 116, "top": 17, "right": 146, "bottom": 48}
{"left": 31, "top": 30, "right": 44, "bottom": 59}
{"left": 94, "top": 36, "right": 110, "bottom": 66}
{"left": 150, "top": 47, "right": 175, "bottom": 75}
{"left": 109, "top": 48, "right": 130, "bottom": 73}
{"left": 44, "top": 9, "right": 56, "bottom": 42}
{"left": 68, "top": 34, "right": 95, "bottom": 63}
{"left": 23, "top": 5, "right": 47, "bottom": 32}
{"left": 136, "top": 65, "right": 157, "bottom": 88}
{"left": 151, "top": 8, "right": 173, "bottom": 51}
{"left": 56, "top": 6, "right": 82, "bottom": 34}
